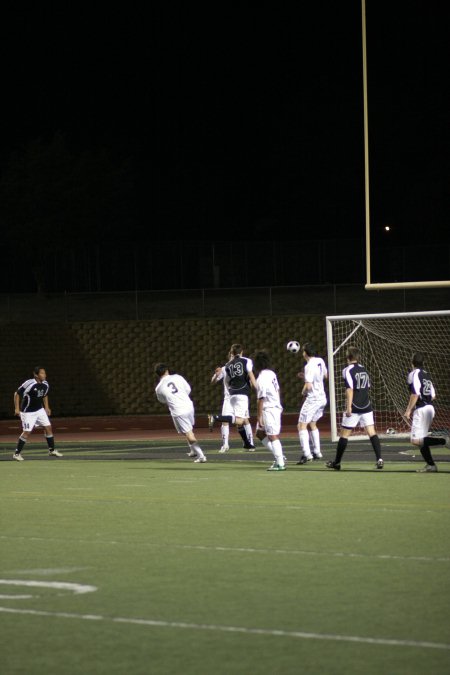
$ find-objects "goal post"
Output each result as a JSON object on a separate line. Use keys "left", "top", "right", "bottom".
{"left": 326, "top": 310, "right": 450, "bottom": 442}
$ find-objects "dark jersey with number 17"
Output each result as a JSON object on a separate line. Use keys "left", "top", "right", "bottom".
{"left": 342, "top": 363, "right": 373, "bottom": 413}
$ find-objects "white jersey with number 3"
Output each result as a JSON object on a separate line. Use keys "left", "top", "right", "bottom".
{"left": 155, "top": 374, "right": 194, "bottom": 416}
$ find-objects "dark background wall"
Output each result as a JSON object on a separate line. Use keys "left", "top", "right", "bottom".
{"left": 1, "top": 315, "right": 325, "bottom": 419}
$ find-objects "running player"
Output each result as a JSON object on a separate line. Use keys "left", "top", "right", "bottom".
{"left": 254, "top": 350, "right": 286, "bottom": 471}
{"left": 404, "top": 352, "right": 448, "bottom": 472}
{"left": 296, "top": 343, "right": 328, "bottom": 464}
{"left": 13, "top": 366, "right": 63, "bottom": 461}
{"left": 208, "top": 344, "right": 256, "bottom": 450}
{"left": 155, "top": 363, "right": 207, "bottom": 463}
{"left": 326, "top": 346, "right": 383, "bottom": 470}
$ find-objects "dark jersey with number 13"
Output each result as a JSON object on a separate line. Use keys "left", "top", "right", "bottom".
{"left": 225, "top": 356, "right": 253, "bottom": 397}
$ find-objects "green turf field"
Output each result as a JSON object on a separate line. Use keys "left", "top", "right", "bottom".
{"left": 1, "top": 439, "right": 449, "bottom": 675}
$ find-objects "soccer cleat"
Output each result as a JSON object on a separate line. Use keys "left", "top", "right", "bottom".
{"left": 376, "top": 458, "right": 384, "bottom": 470}
{"left": 49, "top": 449, "right": 63, "bottom": 457}
{"left": 207, "top": 414, "right": 215, "bottom": 431}
{"left": 244, "top": 444, "right": 255, "bottom": 451}
{"left": 187, "top": 451, "right": 197, "bottom": 457}
{"left": 296, "top": 455, "right": 312, "bottom": 465}
{"left": 325, "top": 460, "right": 341, "bottom": 471}
{"left": 312, "top": 453, "right": 323, "bottom": 460}
{"left": 267, "top": 463, "right": 286, "bottom": 471}
{"left": 194, "top": 457, "right": 207, "bottom": 463}
{"left": 218, "top": 445, "right": 229, "bottom": 453}
{"left": 13, "top": 453, "right": 24, "bottom": 462}
{"left": 416, "top": 464, "right": 437, "bottom": 473}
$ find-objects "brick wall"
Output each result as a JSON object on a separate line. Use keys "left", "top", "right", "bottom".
{"left": 1, "top": 316, "right": 325, "bottom": 418}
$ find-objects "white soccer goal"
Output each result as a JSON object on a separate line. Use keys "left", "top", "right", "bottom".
{"left": 326, "top": 310, "right": 450, "bottom": 441}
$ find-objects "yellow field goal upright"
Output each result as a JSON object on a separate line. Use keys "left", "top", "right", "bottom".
{"left": 360, "top": 0, "right": 449, "bottom": 291}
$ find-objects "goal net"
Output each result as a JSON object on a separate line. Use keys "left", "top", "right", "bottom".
{"left": 326, "top": 310, "right": 450, "bottom": 441}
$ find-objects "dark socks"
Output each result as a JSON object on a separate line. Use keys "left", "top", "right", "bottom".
{"left": 15, "top": 436, "right": 26, "bottom": 454}
{"left": 45, "top": 435, "right": 55, "bottom": 450}
{"left": 369, "top": 434, "right": 382, "bottom": 461}
{"left": 335, "top": 437, "right": 348, "bottom": 464}
{"left": 420, "top": 437, "right": 442, "bottom": 465}
{"left": 237, "top": 425, "right": 250, "bottom": 446}
{"left": 424, "top": 436, "right": 445, "bottom": 447}
{"left": 215, "top": 415, "right": 233, "bottom": 424}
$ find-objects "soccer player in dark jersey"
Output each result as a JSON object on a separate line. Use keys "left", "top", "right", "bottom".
{"left": 404, "top": 352, "right": 448, "bottom": 472}
{"left": 326, "top": 346, "right": 383, "bottom": 470}
{"left": 208, "top": 343, "right": 257, "bottom": 450}
{"left": 13, "top": 366, "right": 62, "bottom": 461}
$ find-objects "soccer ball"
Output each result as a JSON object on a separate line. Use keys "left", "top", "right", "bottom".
{"left": 286, "top": 340, "right": 300, "bottom": 354}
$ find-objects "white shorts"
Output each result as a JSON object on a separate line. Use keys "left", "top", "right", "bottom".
{"left": 221, "top": 396, "right": 234, "bottom": 418}
{"left": 299, "top": 397, "right": 326, "bottom": 424}
{"left": 229, "top": 394, "right": 249, "bottom": 420}
{"left": 411, "top": 405, "right": 434, "bottom": 442}
{"left": 20, "top": 409, "right": 51, "bottom": 432}
{"left": 261, "top": 408, "right": 282, "bottom": 436}
{"left": 341, "top": 411, "right": 374, "bottom": 429}
{"left": 172, "top": 411, "right": 195, "bottom": 435}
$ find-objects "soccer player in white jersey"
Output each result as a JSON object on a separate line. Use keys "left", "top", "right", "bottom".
{"left": 211, "top": 357, "right": 233, "bottom": 453}
{"left": 404, "top": 352, "right": 448, "bottom": 472}
{"left": 253, "top": 350, "right": 286, "bottom": 471}
{"left": 296, "top": 343, "right": 328, "bottom": 464}
{"left": 155, "top": 363, "right": 207, "bottom": 463}
{"left": 13, "top": 366, "right": 63, "bottom": 461}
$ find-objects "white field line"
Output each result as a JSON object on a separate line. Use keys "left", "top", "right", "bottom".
{"left": 175, "top": 544, "right": 450, "bottom": 563}
{"left": 1, "top": 535, "right": 449, "bottom": 563}
{"left": 7, "top": 567, "right": 91, "bottom": 576}
{"left": 0, "top": 580, "right": 97, "bottom": 594}
{"left": 0, "top": 606, "right": 449, "bottom": 651}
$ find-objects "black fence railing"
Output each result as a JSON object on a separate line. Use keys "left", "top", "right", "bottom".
{"left": 1, "top": 284, "right": 448, "bottom": 323}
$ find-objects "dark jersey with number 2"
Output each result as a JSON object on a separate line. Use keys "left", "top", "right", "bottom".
{"left": 342, "top": 363, "right": 372, "bottom": 414}
{"left": 407, "top": 368, "right": 435, "bottom": 409}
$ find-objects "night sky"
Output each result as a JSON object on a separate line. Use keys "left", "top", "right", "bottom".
{"left": 1, "top": 2, "right": 448, "bottom": 290}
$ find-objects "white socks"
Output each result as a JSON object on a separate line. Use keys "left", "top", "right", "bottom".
{"left": 271, "top": 439, "right": 285, "bottom": 467}
{"left": 221, "top": 424, "right": 229, "bottom": 447}
{"left": 310, "top": 429, "right": 321, "bottom": 456}
{"left": 189, "top": 443, "right": 205, "bottom": 460}
{"left": 244, "top": 423, "right": 254, "bottom": 446}
{"left": 299, "top": 429, "right": 312, "bottom": 458}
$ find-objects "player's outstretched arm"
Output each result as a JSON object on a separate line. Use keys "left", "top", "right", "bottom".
{"left": 13, "top": 391, "right": 20, "bottom": 416}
